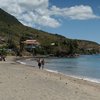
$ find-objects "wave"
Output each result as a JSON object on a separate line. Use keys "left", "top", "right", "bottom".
{"left": 45, "top": 69, "right": 59, "bottom": 73}
{"left": 45, "top": 69, "right": 100, "bottom": 84}
{"left": 81, "top": 77, "right": 100, "bottom": 83}
{"left": 16, "top": 60, "right": 27, "bottom": 65}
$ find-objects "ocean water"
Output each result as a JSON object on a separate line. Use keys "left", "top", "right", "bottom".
{"left": 18, "top": 54, "right": 100, "bottom": 83}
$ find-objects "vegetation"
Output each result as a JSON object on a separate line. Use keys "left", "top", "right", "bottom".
{"left": 0, "top": 8, "right": 100, "bottom": 56}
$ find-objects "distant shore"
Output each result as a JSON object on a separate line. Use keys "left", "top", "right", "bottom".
{"left": 0, "top": 56, "right": 100, "bottom": 100}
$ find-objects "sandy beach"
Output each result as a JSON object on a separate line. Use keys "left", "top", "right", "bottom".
{"left": 0, "top": 56, "right": 100, "bottom": 100}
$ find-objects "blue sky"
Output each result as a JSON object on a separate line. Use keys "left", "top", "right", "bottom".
{"left": 0, "top": 0, "right": 100, "bottom": 43}
{"left": 44, "top": 0, "right": 100, "bottom": 43}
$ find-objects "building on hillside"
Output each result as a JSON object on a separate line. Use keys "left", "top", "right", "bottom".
{"left": 23, "top": 39, "right": 40, "bottom": 49}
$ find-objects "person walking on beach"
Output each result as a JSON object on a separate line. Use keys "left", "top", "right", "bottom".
{"left": 2, "top": 55, "right": 6, "bottom": 61}
{"left": 41, "top": 59, "right": 45, "bottom": 69}
{"left": 37, "top": 58, "right": 41, "bottom": 69}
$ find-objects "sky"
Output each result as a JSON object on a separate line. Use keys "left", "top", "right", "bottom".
{"left": 0, "top": 0, "right": 100, "bottom": 44}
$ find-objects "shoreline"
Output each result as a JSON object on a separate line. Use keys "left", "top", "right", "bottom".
{"left": 16, "top": 57, "right": 100, "bottom": 84}
{"left": 16, "top": 57, "right": 100, "bottom": 89}
{"left": 45, "top": 69, "right": 100, "bottom": 84}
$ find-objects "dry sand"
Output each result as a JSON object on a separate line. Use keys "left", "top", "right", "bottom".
{"left": 0, "top": 56, "right": 100, "bottom": 100}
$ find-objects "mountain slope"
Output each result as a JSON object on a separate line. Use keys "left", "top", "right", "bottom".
{"left": 0, "top": 8, "right": 100, "bottom": 56}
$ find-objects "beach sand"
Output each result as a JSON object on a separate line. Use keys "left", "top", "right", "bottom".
{"left": 0, "top": 56, "right": 100, "bottom": 100}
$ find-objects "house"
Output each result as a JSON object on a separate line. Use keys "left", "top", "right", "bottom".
{"left": 23, "top": 40, "right": 40, "bottom": 45}
{"left": 23, "top": 40, "right": 40, "bottom": 49}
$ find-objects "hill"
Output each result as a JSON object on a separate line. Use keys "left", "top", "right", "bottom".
{"left": 0, "top": 8, "right": 100, "bottom": 56}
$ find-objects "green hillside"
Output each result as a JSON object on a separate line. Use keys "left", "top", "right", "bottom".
{"left": 0, "top": 8, "right": 100, "bottom": 56}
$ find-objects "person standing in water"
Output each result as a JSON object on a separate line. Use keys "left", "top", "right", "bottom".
{"left": 41, "top": 58, "right": 45, "bottom": 69}
{"left": 37, "top": 58, "right": 41, "bottom": 69}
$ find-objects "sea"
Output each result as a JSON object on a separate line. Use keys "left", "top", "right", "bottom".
{"left": 17, "top": 54, "right": 100, "bottom": 83}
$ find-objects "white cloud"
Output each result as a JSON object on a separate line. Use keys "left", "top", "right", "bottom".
{"left": 50, "top": 5, "right": 99, "bottom": 20}
{"left": 0, "top": 0, "right": 99, "bottom": 28}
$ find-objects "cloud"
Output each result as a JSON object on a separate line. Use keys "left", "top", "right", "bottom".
{"left": 0, "top": 0, "right": 60, "bottom": 28}
{"left": 50, "top": 5, "right": 99, "bottom": 20}
{"left": 0, "top": 0, "right": 99, "bottom": 28}
{"left": 19, "top": 11, "right": 60, "bottom": 28}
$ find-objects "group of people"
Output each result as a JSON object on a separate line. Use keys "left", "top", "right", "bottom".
{"left": 37, "top": 58, "right": 45, "bottom": 69}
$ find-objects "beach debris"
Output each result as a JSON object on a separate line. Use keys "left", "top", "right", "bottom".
{"left": 75, "top": 91, "right": 78, "bottom": 94}
{"left": 25, "top": 77, "right": 27, "bottom": 79}
{"left": 65, "top": 82, "right": 68, "bottom": 85}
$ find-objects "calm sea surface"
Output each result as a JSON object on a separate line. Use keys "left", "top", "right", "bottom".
{"left": 18, "top": 54, "right": 100, "bottom": 83}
